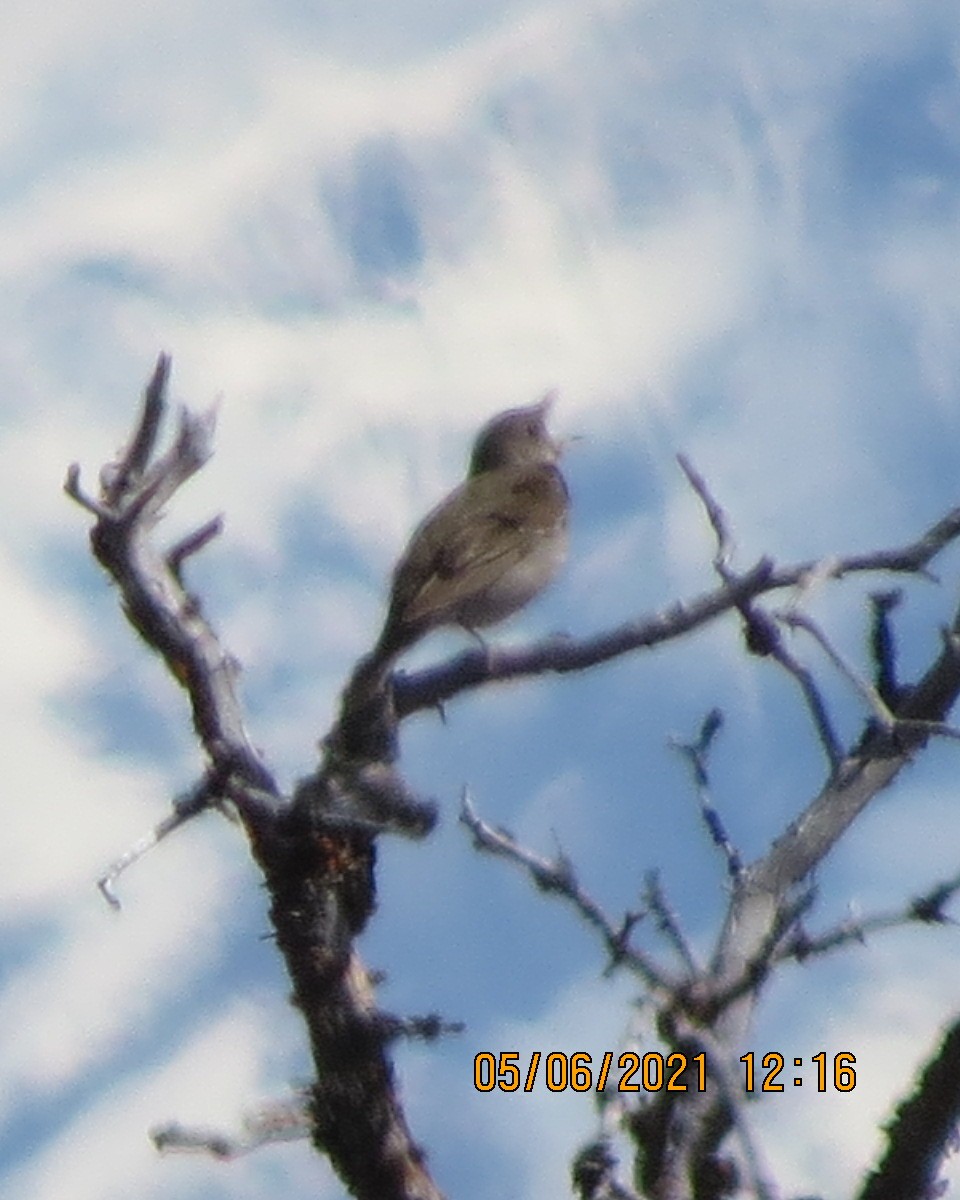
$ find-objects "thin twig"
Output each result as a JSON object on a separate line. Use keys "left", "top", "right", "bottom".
{"left": 152, "top": 1090, "right": 312, "bottom": 1160}
{"left": 460, "top": 791, "right": 666, "bottom": 992}
{"left": 395, "top": 503, "right": 960, "bottom": 719}
{"left": 643, "top": 871, "right": 700, "bottom": 978}
{"left": 780, "top": 871, "right": 960, "bottom": 963}
{"left": 98, "top": 773, "right": 227, "bottom": 909}
{"left": 765, "top": 633, "right": 844, "bottom": 772}
{"left": 168, "top": 515, "right": 224, "bottom": 577}
{"left": 780, "top": 610, "right": 897, "bottom": 730}
{"left": 677, "top": 453, "right": 736, "bottom": 577}
{"left": 669, "top": 710, "right": 742, "bottom": 878}
{"left": 63, "top": 462, "right": 110, "bottom": 517}
{"left": 102, "top": 353, "right": 171, "bottom": 505}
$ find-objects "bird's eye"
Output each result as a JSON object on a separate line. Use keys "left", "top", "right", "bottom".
{"left": 526, "top": 421, "right": 539, "bottom": 437}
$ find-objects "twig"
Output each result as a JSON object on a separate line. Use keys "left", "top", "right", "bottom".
{"left": 152, "top": 1091, "right": 313, "bottom": 1160}
{"left": 395, "top": 504, "right": 960, "bottom": 719}
{"left": 63, "top": 462, "right": 110, "bottom": 517}
{"left": 669, "top": 710, "right": 742, "bottom": 878}
{"left": 765, "top": 629, "right": 844, "bottom": 773}
{"left": 379, "top": 1013, "right": 466, "bottom": 1041}
{"left": 869, "top": 590, "right": 903, "bottom": 707}
{"left": 780, "top": 610, "right": 897, "bottom": 731}
{"left": 677, "top": 453, "right": 736, "bottom": 577}
{"left": 780, "top": 872, "right": 960, "bottom": 963}
{"left": 168, "top": 515, "right": 224, "bottom": 578}
{"left": 460, "top": 791, "right": 666, "bottom": 992}
{"left": 97, "top": 771, "right": 229, "bottom": 909}
{"left": 858, "top": 1014, "right": 960, "bottom": 1200}
{"left": 643, "top": 871, "right": 700, "bottom": 978}
{"left": 103, "top": 352, "right": 170, "bottom": 505}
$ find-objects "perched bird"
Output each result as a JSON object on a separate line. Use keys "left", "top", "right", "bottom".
{"left": 341, "top": 393, "right": 569, "bottom": 730}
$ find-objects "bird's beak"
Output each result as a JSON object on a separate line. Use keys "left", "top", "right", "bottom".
{"left": 534, "top": 391, "right": 583, "bottom": 456}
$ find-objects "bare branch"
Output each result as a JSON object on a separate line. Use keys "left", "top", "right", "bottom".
{"left": 670, "top": 710, "right": 743, "bottom": 877}
{"left": 460, "top": 791, "right": 667, "bottom": 992}
{"left": 677, "top": 453, "right": 736, "bottom": 576}
{"left": 71, "top": 359, "right": 447, "bottom": 1200}
{"left": 97, "top": 771, "right": 229, "bottom": 908}
{"left": 780, "top": 609, "right": 897, "bottom": 731}
{"left": 69, "top": 364, "right": 271, "bottom": 796}
{"left": 152, "top": 1090, "right": 312, "bottom": 1160}
{"left": 747, "top": 593, "right": 960, "bottom": 900}
{"left": 858, "top": 1014, "right": 960, "bottom": 1200}
{"left": 395, "top": 500, "right": 960, "bottom": 718}
{"left": 396, "top": 560, "right": 776, "bottom": 716}
{"left": 167, "top": 515, "right": 224, "bottom": 578}
{"left": 643, "top": 871, "right": 700, "bottom": 978}
{"left": 841, "top": 506, "right": 960, "bottom": 575}
{"left": 780, "top": 872, "right": 960, "bottom": 964}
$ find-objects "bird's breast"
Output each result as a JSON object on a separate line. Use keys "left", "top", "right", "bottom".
{"left": 453, "top": 522, "right": 569, "bottom": 629}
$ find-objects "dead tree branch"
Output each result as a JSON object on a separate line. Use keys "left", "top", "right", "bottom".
{"left": 779, "top": 871, "right": 960, "bottom": 964}
{"left": 152, "top": 1091, "right": 313, "bottom": 1159}
{"left": 857, "top": 1014, "right": 960, "bottom": 1200}
{"left": 70, "top": 359, "right": 960, "bottom": 1200}
{"left": 457, "top": 456, "right": 960, "bottom": 1195}
{"left": 68, "top": 356, "right": 443, "bottom": 1200}
{"left": 393, "top": 502, "right": 960, "bottom": 719}
{"left": 670, "top": 709, "right": 743, "bottom": 878}
{"left": 459, "top": 791, "right": 659, "bottom": 988}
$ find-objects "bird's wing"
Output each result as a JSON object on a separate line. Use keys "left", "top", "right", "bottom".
{"left": 388, "top": 464, "right": 567, "bottom": 631}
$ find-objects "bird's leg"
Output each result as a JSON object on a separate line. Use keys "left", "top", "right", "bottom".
{"left": 461, "top": 623, "right": 490, "bottom": 654}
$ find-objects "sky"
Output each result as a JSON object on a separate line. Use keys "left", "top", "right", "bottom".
{"left": 3, "top": 0, "right": 960, "bottom": 1197}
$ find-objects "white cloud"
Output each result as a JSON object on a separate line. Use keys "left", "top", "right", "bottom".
{"left": 753, "top": 941, "right": 960, "bottom": 1196}
{"left": 410, "top": 969, "right": 637, "bottom": 1200}
{"left": 0, "top": 823, "right": 238, "bottom": 1117}
{"left": 4, "top": 0, "right": 960, "bottom": 1196}
{"left": 2, "top": 996, "right": 324, "bottom": 1200}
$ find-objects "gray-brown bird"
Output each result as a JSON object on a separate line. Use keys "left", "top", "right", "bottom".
{"left": 345, "top": 394, "right": 569, "bottom": 715}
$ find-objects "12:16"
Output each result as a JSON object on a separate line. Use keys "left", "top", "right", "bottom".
{"left": 739, "top": 1051, "right": 857, "bottom": 1092}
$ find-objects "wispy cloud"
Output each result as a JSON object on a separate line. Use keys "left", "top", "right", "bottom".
{"left": 4, "top": 0, "right": 960, "bottom": 1196}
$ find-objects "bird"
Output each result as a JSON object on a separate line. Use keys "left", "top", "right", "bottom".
{"left": 337, "top": 393, "right": 569, "bottom": 746}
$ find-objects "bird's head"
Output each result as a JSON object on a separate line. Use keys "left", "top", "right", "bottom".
{"left": 468, "top": 392, "right": 561, "bottom": 475}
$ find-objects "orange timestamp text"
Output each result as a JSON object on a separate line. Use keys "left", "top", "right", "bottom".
{"left": 473, "top": 1050, "right": 857, "bottom": 1094}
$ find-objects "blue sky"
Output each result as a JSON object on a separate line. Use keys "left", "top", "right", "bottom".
{"left": 4, "top": 1, "right": 960, "bottom": 1197}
